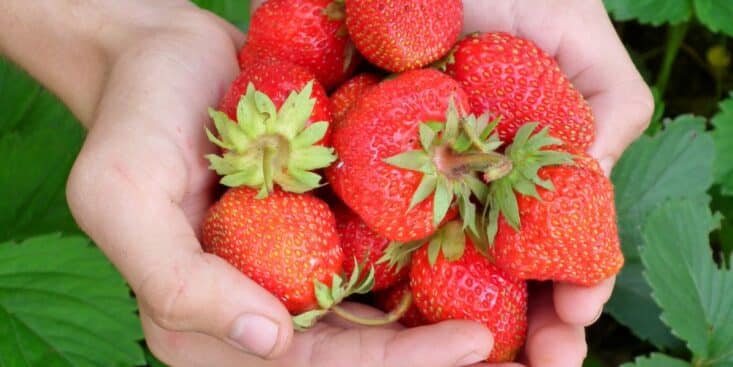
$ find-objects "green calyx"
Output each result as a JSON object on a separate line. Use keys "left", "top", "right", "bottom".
{"left": 292, "top": 258, "right": 375, "bottom": 330}
{"left": 376, "top": 240, "right": 425, "bottom": 273}
{"left": 383, "top": 100, "right": 511, "bottom": 235}
{"left": 425, "top": 221, "right": 467, "bottom": 266}
{"left": 483, "top": 122, "right": 576, "bottom": 242}
{"left": 205, "top": 81, "right": 337, "bottom": 199}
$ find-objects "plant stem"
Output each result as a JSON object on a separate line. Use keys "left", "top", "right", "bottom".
{"left": 655, "top": 22, "right": 690, "bottom": 96}
{"left": 331, "top": 292, "right": 413, "bottom": 326}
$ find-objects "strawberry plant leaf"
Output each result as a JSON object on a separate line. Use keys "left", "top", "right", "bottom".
{"left": 694, "top": 0, "right": 733, "bottom": 36}
{"left": 620, "top": 353, "right": 691, "bottom": 367}
{"left": 607, "top": 116, "right": 714, "bottom": 349}
{"left": 641, "top": 200, "right": 733, "bottom": 365}
{"left": 713, "top": 93, "right": 733, "bottom": 195}
{"left": 603, "top": 0, "right": 692, "bottom": 25}
{"left": 192, "top": 0, "right": 251, "bottom": 29}
{"left": 0, "top": 58, "right": 85, "bottom": 242}
{"left": 0, "top": 234, "right": 144, "bottom": 366}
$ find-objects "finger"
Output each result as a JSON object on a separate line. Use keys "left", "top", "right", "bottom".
{"left": 554, "top": 276, "right": 616, "bottom": 326}
{"left": 524, "top": 283, "right": 587, "bottom": 367}
{"left": 321, "top": 302, "right": 404, "bottom": 330}
{"left": 471, "top": 363, "right": 525, "bottom": 367}
{"left": 142, "top": 310, "right": 279, "bottom": 367}
{"left": 286, "top": 320, "right": 493, "bottom": 367}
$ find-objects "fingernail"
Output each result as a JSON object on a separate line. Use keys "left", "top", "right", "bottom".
{"left": 455, "top": 352, "right": 487, "bottom": 366}
{"left": 599, "top": 157, "right": 614, "bottom": 177}
{"left": 229, "top": 314, "right": 280, "bottom": 357}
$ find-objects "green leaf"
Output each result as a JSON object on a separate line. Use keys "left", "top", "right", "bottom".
{"left": 0, "top": 58, "right": 85, "bottom": 242}
{"left": 384, "top": 150, "right": 431, "bottom": 171}
{"left": 191, "top": 0, "right": 251, "bottom": 29}
{"left": 642, "top": 200, "right": 733, "bottom": 365}
{"left": 713, "top": 93, "right": 733, "bottom": 195}
{"left": 607, "top": 116, "right": 714, "bottom": 349}
{"left": 145, "top": 347, "right": 168, "bottom": 367}
{"left": 620, "top": 353, "right": 691, "bottom": 367}
{"left": 694, "top": 0, "right": 733, "bottom": 36}
{"left": 603, "top": 0, "right": 692, "bottom": 25}
{"left": 433, "top": 177, "right": 453, "bottom": 226}
{"left": 0, "top": 234, "right": 144, "bottom": 366}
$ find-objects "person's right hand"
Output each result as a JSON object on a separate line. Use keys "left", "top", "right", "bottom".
{"left": 62, "top": 1, "right": 495, "bottom": 366}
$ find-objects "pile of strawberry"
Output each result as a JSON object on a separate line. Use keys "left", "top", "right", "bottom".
{"left": 200, "top": 0, "right": 624, "bottom": 362}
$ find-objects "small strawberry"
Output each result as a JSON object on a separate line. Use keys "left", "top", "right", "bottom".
{"left": 329, "top": 73, "right": 380, "bottom": 127}
{"left": 333, "top": 204, "right": 411, "bottom": 291}
{"left": 373, "top": 281, "right": 429, "bottom": 328}
{"left": 345, "top": 0, "right": 463, "bottom": 72}
{"left": 201, "top": 187, "right": 343, "bottom": 314}
{"left": 409, "top": 224, "right": 528, "bottom": 363}
{"left": 206, "top": 59, "right": 337, "bottom": 197}
{"left": 445, "top": 32, "right": 595, "bottom": 151}
{"left": 242, "top": 0, "right": 359, "bottom": 90}
{"left": 327, "top": 69, "right": 510, "bottom": 242}
{"left": 484, "top": 123, "right": 623, "bottom": 285}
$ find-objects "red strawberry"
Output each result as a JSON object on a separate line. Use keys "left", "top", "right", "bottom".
{"left": 329, "top": 73, "right": 380, "bottom": 128}
{"left": 219, "top": 58, "right": 331, "bottom": 138}
{"left": 491, "top": 151, "right": 623, "bottom": 285}
{"left": 410, "top": 234, "right": 528, "bottom": 362}
{"left": 345, "top": 0, "right": 463, "bottom": 72}
{"left": 445, "top": 32, "right": 595, "bottom": 151}
{"left": 242, "top": 0, "right": 359, "bottom": 90}
{"left": 374, "top": 281, "right": 429, "bottom": 328}
{"left": 206, "top": 58, "right": 337, "bottom": 197}
{"left": 201, "top": 187, "right": 343, "bottom": 314}
{"left": 334, "top": 205, "right": 409, "bottom": 291}
{"left": 327, "top": 69, "right": 500, "bottom": 242}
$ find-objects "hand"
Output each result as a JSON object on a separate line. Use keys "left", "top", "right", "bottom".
{"left": 461, "top": 0, "right": 654, "bottom": 365}
{"left": 52, "top": 1, "right": 493, "bottom": 366}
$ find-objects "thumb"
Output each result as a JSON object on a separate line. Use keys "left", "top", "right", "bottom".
{"left": 136, "top": 249, "right": 295, "bottom": 359}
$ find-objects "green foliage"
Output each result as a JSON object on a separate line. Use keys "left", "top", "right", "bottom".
{"left": 0, "top": 234, "right": 144, "bottom": 366}
{"left": 621, "top": 353, "right": 691, "bottom": 367}
{"left": 713, "top": 93, "right": 733, "bottom": 195}
{"left": 604, "top": 0, "right": 733, "bottom": 36}
{"left": 0, "top": 59, "right": 85, "bottom": 242}
{"left": 192, "top": 0, "right": 251, "bottom": 30}
{"left": 642, "top": 201, "right": 733, "bottom": 365}
{"left": 607, "top": 117, "right": 714, "bottom": 348}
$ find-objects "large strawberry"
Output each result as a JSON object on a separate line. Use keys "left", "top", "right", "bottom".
{"left": 333, "top": 204, "right": 411, "bottom": 291}
{"left": 373, "top": 281, "right": 429, "bottom": 328}
{"left": 329, "top": 73, "right": 380, "bottom": 127}
{"left": 345, "top": 0, "right": 463, "bottom": 72}
{"left": 206, "top": 59, "right": 336, "bottom": 197}
{"left": 409, "top": 225, "right": 528, "bottom": 363}
{"left": 445, "top": 32, "right": 595, "bottom": 151}
{"left": 241, "top": 0, "right": 358, "bottom": 90}
{"left": 484, "top": 123, "right": 623, "bottom": 285}
{"left": 201, "top": 187, "right": 342, "bottom": 314}
{"left": 327, "top": 69, "right": 510, "bottom": 242}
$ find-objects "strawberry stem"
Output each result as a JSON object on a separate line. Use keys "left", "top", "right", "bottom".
{"left": 330, "top": 291, "right": 413, "bottom": 326}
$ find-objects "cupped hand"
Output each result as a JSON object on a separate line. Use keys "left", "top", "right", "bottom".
{"left": 461, "top": 0, "right": 654, "bottom": 366}
{"left": 65, "top": 1, "right": 492, "bottom": 366}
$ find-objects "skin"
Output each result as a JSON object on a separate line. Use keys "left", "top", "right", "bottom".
{"left": 0, "top": 0, "right": 652, "bottom": 366}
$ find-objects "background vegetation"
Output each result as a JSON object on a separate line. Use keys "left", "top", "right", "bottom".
{"left": 0, "top": 1, "right": 731, "bottom": 366}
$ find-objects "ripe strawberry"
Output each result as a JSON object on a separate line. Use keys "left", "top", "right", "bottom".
{"left": 373, "top": 281, "right": 429, "bottom": 328}
{"left": 410, "top": 233, "right": 528, "bottom": 363}
{"left": 329, "top": 73, "right": 380, "bottom": 127}
{"left": 491, "top": 152, "right": 623, "bottom": 285}
{"left": 334, "top": 205, "right": 409, "bottom": 291}
{"left": 445, "top": 32, "right": 595, "bottom": 151}
{"left": 219, "top": 58, "right": 331, "bottom": 135}
{"left": 201, "top": 187, "right": 343, "bottom": 314}
{"left": 345, "top": 0, "right": 463, "bottom": 72}
{"left": 206, "top": 58, "right": 337, "bottom": 197}
{"left": 327, "top": 69, "right": 507, "bottom": 242}
{"left": 241, "top": 0, "right": 359, "bottom": 90}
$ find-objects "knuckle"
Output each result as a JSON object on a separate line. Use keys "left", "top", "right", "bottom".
{"left": 138, "top": 257, "right": 202, "bottom": 331}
